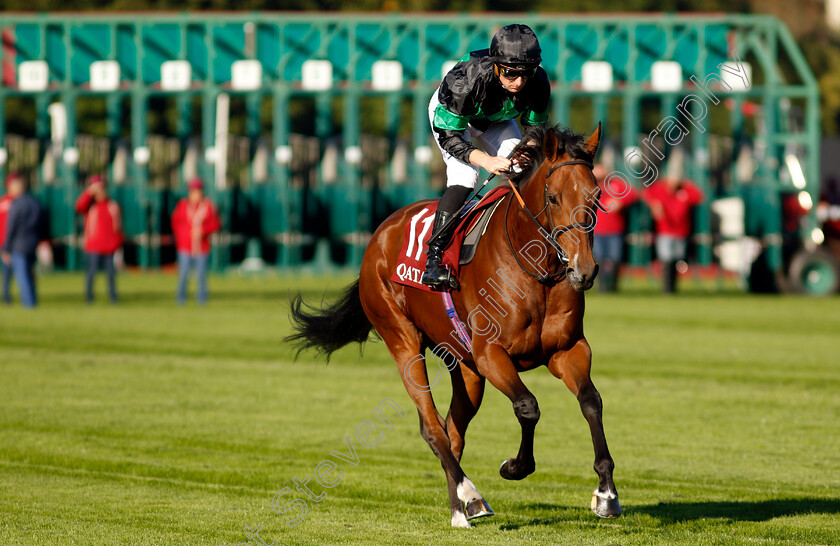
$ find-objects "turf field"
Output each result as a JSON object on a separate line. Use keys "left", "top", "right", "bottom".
{"left": 0, "top": 273, "right": 838, "bottom": 545}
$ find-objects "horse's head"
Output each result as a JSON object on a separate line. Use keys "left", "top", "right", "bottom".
{"left": 539, "top": 123, "right": 602, "bottom": 291}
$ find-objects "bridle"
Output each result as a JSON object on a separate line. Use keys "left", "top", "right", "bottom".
{"left": 505, "top": 159, "right": 595, "bottom": 284}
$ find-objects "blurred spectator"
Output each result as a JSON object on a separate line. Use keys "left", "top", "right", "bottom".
{"left": 75, "top": 174, "right": 124, "bottom": 303}
{"left": 0, "top": 175, "right": 14, "bottom": 304}
{"left": 1, "top": 174, "right": 43, "bottom": 308}
{"left": 644, "top": 174, "right": 704, "bottom": 294}
{"left": 172, "top": 178, "right": 221, "bottom": 305}
{"left": 592, "top": 164, "right": 638, "bottom": 292}
{"left": 819, "top": 176, "right": 840, "bottom": 258}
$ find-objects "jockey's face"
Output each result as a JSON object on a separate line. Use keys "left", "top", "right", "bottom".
{"left": 188, "top": 188, "right": 203, "bottom": 203}
{"left": 497, "top": 64, "right": 535, "bottom": 94}
{"left": 500, "top": 73, "right": 526, "bottom": 93}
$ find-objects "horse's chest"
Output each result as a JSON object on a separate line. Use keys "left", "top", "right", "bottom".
{"left": 498, "top": 292, "right": 583, "bottom": 359}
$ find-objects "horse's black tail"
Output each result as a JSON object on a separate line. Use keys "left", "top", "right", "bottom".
{"left": 285, "top": 279, "right": 373, "bottom": 361}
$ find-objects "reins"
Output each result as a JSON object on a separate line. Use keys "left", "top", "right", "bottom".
{"left": 504, "top": 159, "right": 594, "bottom": 285}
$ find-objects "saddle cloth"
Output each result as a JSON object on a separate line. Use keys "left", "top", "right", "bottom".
{"left": 391, "top": 186, "right": 510, "bottom": 292}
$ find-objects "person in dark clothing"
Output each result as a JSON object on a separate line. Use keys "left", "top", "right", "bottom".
{"left": 422, "top": 23, "right": 550, "bottom": 290}
{"left": 1, "top": 175, "right": 42, "bottom": 308}
{"left": 0, "top": 174, "right": 15, "bottom": 304}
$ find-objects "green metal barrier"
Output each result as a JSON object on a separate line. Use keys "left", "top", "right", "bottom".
{"left": 0, "top": 13, "right": 820, "bottom": 273}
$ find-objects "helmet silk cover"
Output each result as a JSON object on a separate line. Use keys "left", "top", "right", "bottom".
{"left": 490, "top": 24, "right": 542, "bottom": 69}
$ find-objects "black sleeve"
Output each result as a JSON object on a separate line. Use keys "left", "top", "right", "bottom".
{"left": 3, "top": 203, "right": 18, "bottom": 253}
{"left": 433, "top": 127, "right": 477, "bottom": 164}
{"left": 520, "top": 67, "right": 551, "bottom": 127}
{"left": 432, "top": 63, "right": 480, "bottom": 163}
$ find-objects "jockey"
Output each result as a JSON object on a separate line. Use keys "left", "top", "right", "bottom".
{"left": 422, "top": 23, "right": 551, "bottom": 290}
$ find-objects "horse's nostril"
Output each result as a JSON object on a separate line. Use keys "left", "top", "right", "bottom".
{"left": 591, "top": 263, "right": 600, "bottom": 282}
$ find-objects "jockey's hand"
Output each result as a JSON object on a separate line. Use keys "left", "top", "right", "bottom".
{"left": 482, "top": 155, "right": 513, "bottom": 176}
{"left": 511, "top": 149, "right": 534, "bottom": 171}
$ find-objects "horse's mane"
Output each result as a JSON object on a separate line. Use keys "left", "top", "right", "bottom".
{"left": 509, "top": 124, "right": 592, "bottom": 185}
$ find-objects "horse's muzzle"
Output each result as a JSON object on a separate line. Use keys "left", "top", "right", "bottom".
{"left": 567, "top": 263, "right": 599, "bottom": 291}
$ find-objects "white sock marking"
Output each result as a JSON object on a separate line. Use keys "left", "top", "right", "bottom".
{"left": 593, "top": 487, "right": 617, "bottom": 500}
{"left": 456, "top": 477, "right": 481, "bottom": 503}
{"left": 451, "top": 510, "right": 471, "bottom": 528}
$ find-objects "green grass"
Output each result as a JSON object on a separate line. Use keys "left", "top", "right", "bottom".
{"left": 0, "top": 272, "right": 839, "bottom": 545}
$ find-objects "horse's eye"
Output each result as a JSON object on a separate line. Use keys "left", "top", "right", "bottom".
{"left": 548, "top": 195, "right": 559, "bottom": 205}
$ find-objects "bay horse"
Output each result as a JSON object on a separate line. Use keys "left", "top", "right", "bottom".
{"left": 287, "top": 124, "right": 621, "bottom": 527}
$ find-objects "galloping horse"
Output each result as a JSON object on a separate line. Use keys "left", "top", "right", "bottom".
{"left": 288, "top": 124, "right": 621, "bottom": 527}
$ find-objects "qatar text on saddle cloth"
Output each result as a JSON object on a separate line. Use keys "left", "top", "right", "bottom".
{"left": 391, "top": 186, "right": 510, "bottom": 292}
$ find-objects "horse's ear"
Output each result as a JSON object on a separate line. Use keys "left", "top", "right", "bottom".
{"left": 543, "top": 128, "right": 560, "bottom": 163}
{"left": 582, "top": 122, "right": 602, "bottom": 158}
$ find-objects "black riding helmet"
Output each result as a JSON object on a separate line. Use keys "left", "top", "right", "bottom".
{"left": 490, "top": 24, "right": 542, "bottom": 69}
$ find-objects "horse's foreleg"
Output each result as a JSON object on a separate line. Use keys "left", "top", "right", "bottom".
{"left": 547, "top": 338, "right": 621, "bottom": 518}
{"left": 445, "top": 361, "right": 485, "bottom": 462}
{"left": 474, "top": 344, "right": 539, "bottom": 481}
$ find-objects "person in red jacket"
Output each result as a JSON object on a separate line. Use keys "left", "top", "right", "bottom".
{"left": 0, "top": 174, "right": 17, "bottom": 304}
{"left": 75, "top": 174, "right": 124, "bottom": 303}
{"left": 172, "top": 178, "right": 222, "bottom": 305}
{"left": 592, "top": 164, "right": 638, "bottom": 292}
{"left": 644, "top": 174, "right": 704, "bottom": 293}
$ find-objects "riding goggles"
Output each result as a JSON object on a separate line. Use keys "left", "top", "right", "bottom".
{"left": 497, "top": 64, "right": 538, "bottom": 79}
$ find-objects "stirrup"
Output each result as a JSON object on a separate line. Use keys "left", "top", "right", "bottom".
{"left": 421, "top": 263, "right": 460, "bottom": 291}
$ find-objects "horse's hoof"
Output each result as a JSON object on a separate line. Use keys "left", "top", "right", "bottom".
{"left": 499, "top": 458, "right": 535, "bottom": 481}
{"left": 590, "top": 491, "right": 622, "bottom": 518}
{"left": 465, "top": 498, "right": 494, "bottom": 520}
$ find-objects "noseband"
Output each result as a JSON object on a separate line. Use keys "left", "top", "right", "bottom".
{"left": 505, "top": 159, "right": 595, "bottom": 284}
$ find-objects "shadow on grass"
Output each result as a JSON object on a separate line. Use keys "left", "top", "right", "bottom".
{"left": 495, "top": 498, "right": 840, "bottom": 530}
{"left": 635, "top": 498, "right": 840, "bottom": 523}
{"left": 493, "top": 504, "right": 589, "bottom": 530}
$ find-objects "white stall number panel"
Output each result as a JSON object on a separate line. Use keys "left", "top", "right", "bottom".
{"left": 372, "top": 61, "right": 403, "bottom": 91}
{"left": 161, "top": 61, "right": 192, "bottom": 91}
{"left": 18, "top": 61, "right": 50, "bottom": 92}
{"left": 231, "top": 60, "right": 262, "bottom": 91}
{"left": 720, "top": 61, "right": 752, "bottom": 91}
{"left": 90, "top": 61, "right": 121, "bottom": 91}
{"left": 651, "top": 61, "right": 683, "bottom": 92}
{"left": 301, "top": 60, "right": 333, "bottom": 91}
{"left": 581, "top": 61, "right": 613, "bottom": 92}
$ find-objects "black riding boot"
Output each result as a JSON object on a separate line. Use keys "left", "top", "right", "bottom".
{"left": 421, "top": 185, "right": 472, "bottom": 290}
{"left": 421, "top": 210, "right": 460, "bottom": 291}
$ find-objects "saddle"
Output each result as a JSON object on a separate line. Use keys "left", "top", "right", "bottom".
{"left": 391, "top": 186, "right": 510, "bottom": 293}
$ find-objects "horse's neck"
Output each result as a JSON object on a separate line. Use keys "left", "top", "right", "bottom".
{"left": 497, "top": 166, "right": 563, "bottom": 290}
{"left": 512, "top": 162, "right": 552, "bottom": 240}
{"left": 520, "top": 163, "right": 548, "bottom": 212}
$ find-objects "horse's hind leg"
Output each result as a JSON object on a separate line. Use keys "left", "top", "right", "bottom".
{"left": 547, "top": 338, "right": 621, "bottom": 518}
{"left": 397, "top": 344, "right": 488, "bottom": 527}
{"left": 370, "top": 314, "right": 487, "bottom": 527}
{"left": 445, "top": 361, "right": 493, "bottom": 519}
{"left": 445, "top": 361, "right": 485, "bottom": 462}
